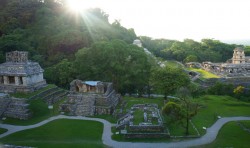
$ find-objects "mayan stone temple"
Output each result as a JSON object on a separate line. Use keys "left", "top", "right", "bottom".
{"left": 60, "top": 80, "right": 121, "bottom": 116}
{"left": 0, "top": 51, "right": 46, "bottom": 93}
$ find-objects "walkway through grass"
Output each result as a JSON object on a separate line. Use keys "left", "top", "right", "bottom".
{"left": 193, "top": 95, "right": 250, "bottom": 135}
{"left": 200, "top": 121, "right": 250, "bottom": 148}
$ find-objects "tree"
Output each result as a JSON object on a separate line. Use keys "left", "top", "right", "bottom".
{"left": 162, "top": 101, "right": 183, "bottom": 124}
{"left": 162, "top": 87, "right": 199, "bottom": 135}
{"left": 151, "top": 66, "right": 190, "bottom": 99}
{"left": 44, "top": 59, "right": 75, "bottom": 88}
{"left": 177, "top": 87, "right": 199, "bottom": 135}
{"left": 184, "top": 55, "right": 198, "bottom": 63}
{"left": 233, "top": 85, "right": 244, "bottom": 100}
{"left": 208, "top": 82, "right": 234, "bottom": 96}
{"left": 74, "top": 40, "right": 151, "bottom": 94}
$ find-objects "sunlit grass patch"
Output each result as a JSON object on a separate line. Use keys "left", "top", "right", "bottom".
{"left": 188, "top": 68, "right": 219, "bottom": 79}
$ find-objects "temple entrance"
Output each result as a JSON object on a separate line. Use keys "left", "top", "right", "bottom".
{"left": 19, "top": 77, "right": 23, "bottom": 85}
{"left": 0, "top": 76, "right": 3, "bottom": 84}
{"left": 75, "top": 86, "right": 79, "bottom": 92}
{"left": 9, "top": 76, "right": 15, "bottom": 84}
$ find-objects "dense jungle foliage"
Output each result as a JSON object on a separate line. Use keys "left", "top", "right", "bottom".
{"left": 1, "top": 0, "right": 249, "bottom": 95}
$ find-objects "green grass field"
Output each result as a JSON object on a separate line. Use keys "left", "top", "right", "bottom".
{"left": 0, "top": 128, "right": 7, "bottom": 134}
{"left": 123, "top": 97, "right": 165, "bottom": 109}
{"left": 3, "top": 97, "right": 65, "bottom": 125}
{"left": 200, "top": 121, "right": 250, "bottom": 148}
{"left": 188, "top": 68, "right": 219, "bottom": 79}
{"left": 192, "top": 95, "right": 250, "bottom": 135}
{"left": 0, "top": 119, "right": 104, "bottom": 148}
{"left": 133, "top": 109, "right": 144, "bottom": 125}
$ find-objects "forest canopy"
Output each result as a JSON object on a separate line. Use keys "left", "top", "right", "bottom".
{"left": 0, "top": 0, "right": 249, "bottom": 94}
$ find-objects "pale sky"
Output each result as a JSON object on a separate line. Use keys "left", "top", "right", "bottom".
{"left": 68, "top": 0, "right": 250, "bottom": 41}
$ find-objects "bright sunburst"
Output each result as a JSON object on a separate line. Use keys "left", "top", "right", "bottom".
{"left": 66, "top": 0, "right": 95, "bottom": 13}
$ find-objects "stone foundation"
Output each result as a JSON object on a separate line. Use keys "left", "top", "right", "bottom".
{"left": 0, "top": 80, "right": 47, "bottom": 93}
{"left": 0, "top": 94, "right": 31, "bottom": 120}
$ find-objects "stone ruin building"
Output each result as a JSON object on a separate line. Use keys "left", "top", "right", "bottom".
{"left": 116, "top": 104, "right": 168, "bottom": 138}
{"left": 0, "top": 51, "right": 46, "bottom": 93}
{"left": 0, "top": 93, "right": 31, "bottom": 120}
{"left": 60, "top": 80, "right": 120, "bottom": 116}
{"left": 202, "top": 47, "right": 250, "bottom": 77}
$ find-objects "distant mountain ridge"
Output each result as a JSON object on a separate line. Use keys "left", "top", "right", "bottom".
{"left": 222, "top": 40, "right": 250, "bottom": 46}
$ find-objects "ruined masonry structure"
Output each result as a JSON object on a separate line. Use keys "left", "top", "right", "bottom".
{"left": 60, "top": 80, "right": 120, "bottom": 116}
{"left": 0, "top": 93, "right": 31, "bottom": 120}
{"left": 202, "top": 47, "right": 250, "bottom": 77}
{"left": 0, "top": 51, "right": 46, "bottom": 93}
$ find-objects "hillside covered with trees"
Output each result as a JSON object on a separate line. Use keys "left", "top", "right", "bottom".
{"left": 140, "top": 37, "right": 250, "bottom": 63}
{"left": 1, "top": 0, "right": 250, "bottom": 95}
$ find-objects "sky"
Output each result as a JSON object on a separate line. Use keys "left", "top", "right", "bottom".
{"left": 67, "top": 0, "right": 250, "bottom": 42}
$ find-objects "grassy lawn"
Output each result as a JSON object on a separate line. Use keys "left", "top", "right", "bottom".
{"left": 167, "top": 121, "right": 197, "bottom": 136}
{"left": 165, "top": 60, "right": 184, "bottom": 68}
{"left": 192, "top": 95, "right": 250, "bottom": 135}
{"left": 0, "top": 119, "right": 104, "bottom": 148}
{"left": 123, "top": 97, "right": 165, "bottom": 109}
{"left": 200, "top": 121, "right": 250, "bottom": 148}
{"left": 10, "top": 84, "right": 56, "bottom": 99}
{"left": 188, "top": 68, "right": 219, "bottom": 79}
{"left": 0, "top": 128, "right": 8, "bottom": 134}
{"left": 2, "top": 97, "right": 66, "bottom": 125}
{"left": 133, "top": 109, "right": 144, "bottom": 125}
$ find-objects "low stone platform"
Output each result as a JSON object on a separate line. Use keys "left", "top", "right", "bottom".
{"left": 0, "top": 93, "right": 31, "bottom": 120}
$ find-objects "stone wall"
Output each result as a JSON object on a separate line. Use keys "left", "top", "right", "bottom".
{"left": 0, "top": 80, "right": 47, "bottom": 93}
{"left": 60, "top": 94, "right": 96, "bottom": 116}
{"left": 219, "top": 77, "right": 250, "bottom": 86}
{"left": 129, "top": 125, "right": 165, "bottom": 132}
{"left": 124, "top": 133, "right": 169, "bottom": 139}
{"left": 0, "top": 96, "right": 31, "bottom": 120}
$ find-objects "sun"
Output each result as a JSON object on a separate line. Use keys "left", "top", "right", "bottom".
{"left": 66, "top": 0, "right": 94, "bottom": 13}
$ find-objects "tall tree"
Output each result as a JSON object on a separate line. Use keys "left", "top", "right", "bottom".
{"left": 74, "top": 40, "right": 151, "bottom": 94}
{"left": 177, "top": 87, "right": 199, "bottom": 135}
{"left": 151, "top": 65, "right": 190, "bottom": 98}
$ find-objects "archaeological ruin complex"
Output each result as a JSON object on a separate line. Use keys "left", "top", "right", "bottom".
{"left": 0, "top": 51, "right": 47, "bottom": 93}
{"left": 194, "top": 47, "right": 250, "bottom": 77}
{"left": 60, "top": 80, "right": 120, "bottom": 116}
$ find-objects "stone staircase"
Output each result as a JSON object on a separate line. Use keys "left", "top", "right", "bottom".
{"left": 60, "top": 94, "right": 95, "bottom": 116}
{"left": 4, "top": 98, "right": 31, "bottom": 120}
{"left": 116, "top": 113, "right": 132, "bottom": 129}
{"left": 29, "top": 86, "right": 68, "bottom": 105}
{"left": 0, "top": 96, "right": 31, "bottom": 120}
{"left": 74, "top": 95, "right": 95, "bottom": 116}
